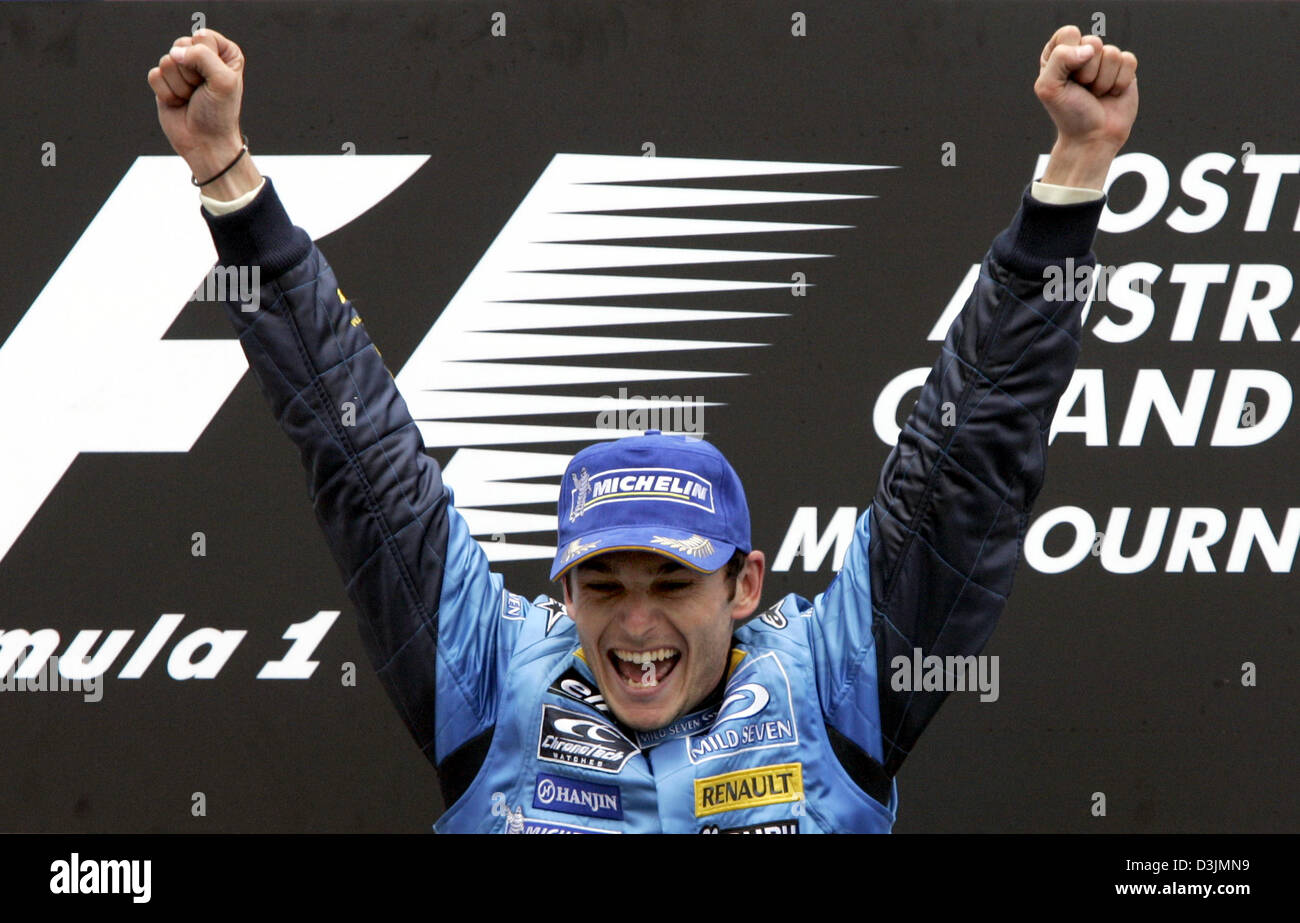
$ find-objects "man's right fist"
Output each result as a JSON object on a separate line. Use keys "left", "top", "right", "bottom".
{"left": 147, "top": 29, "right": 247, "bottom": 183}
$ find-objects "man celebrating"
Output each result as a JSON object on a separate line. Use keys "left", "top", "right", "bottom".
{"left": 149, "top": 25, "right": 1137, "bottom": 832}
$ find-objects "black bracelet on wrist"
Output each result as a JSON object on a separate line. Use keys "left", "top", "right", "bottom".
{"left": 191, "top": 134, "right": 250, "bottom": 187}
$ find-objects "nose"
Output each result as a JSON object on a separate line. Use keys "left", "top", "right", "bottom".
{"left": 615, "top": 589, "right": 662, "bottom": 639}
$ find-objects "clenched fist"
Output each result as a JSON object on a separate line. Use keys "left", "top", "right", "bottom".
{"left": 1037, "top": 26, "right": 1138, "bottom": 152}
{"left": 147, "top": 29, "right": 261, "bottom": 199}
{"left": 1035, "top": 26, "right": 1139, "bottom": 189}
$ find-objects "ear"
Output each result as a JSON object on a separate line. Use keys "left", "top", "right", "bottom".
{"left": 560, "top": 572, "right": 573, "bottom": 608}
{"left": 728, "top": 550, "right": 766, "bottom": 623}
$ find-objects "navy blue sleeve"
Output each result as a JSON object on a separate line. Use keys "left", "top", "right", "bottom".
{"left": 866, "top": 186, "right": 1106, "bottom": 776}
{"left": 201, "top": 177, "right": 520, "bottom": 784}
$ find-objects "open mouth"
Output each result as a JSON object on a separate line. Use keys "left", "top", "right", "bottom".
{"left": 609, "top": 648, "right": 681, "bottom": 689}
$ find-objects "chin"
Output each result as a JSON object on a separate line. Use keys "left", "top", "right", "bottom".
{"left": 608, "top": 697, "right": 678, "bottom": 733}
{"left": 621, "top": 715, "right": 674, "bottom": 734}
{"left": 605, "top": 675, "right": 697, "bottom": 732}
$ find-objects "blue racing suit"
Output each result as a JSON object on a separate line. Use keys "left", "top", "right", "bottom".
{"left": 200, "top": 176, "right": 1104, "bottom": 832}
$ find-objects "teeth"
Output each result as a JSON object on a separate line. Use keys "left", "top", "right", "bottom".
{"left": 613, "top": 648, "right": 677, "bottom": 664}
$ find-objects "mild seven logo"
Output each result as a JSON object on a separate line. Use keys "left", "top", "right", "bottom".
{"left": 686, "top": 653, "right": 798, "bottom": 764}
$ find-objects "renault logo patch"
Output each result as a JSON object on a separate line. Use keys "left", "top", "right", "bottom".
{"left": 694, "top": 762, "right": 803, "bottom": 817}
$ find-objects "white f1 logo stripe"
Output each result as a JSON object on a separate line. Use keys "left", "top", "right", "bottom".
{"left": 0, "top": 154, "right": 427, "bottom": 567}
{"left": 1, "top": 153, "right": 877, "bottom": 571}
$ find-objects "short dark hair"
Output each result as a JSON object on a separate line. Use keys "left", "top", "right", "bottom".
{"left": 563, "top": 549, "right": 748, "bottom": 600}
{"left": 720, "top": 549, "right": 747, "bottom": 600}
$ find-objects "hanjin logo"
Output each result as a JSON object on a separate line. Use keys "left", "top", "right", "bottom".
{"left": 533, "top": 772, "right": 623, "bottom": 820}
{"left": 537, "top": 704, "right": 640, "bottom": 773}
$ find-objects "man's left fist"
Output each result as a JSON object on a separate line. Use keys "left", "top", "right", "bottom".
{"left": 1036, "top": 25, "right": 1139, "bottom": 153}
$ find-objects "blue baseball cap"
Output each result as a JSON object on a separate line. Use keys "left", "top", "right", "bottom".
{"left": 550, "top": 430, "right": 752, "bottom": 581}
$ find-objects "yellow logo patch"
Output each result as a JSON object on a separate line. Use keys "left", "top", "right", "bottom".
{"left": 726, "top": 648, "right": 746, "bottom": 677}
{"left": 694, "top": 762, "right": 803, "bottom": 817}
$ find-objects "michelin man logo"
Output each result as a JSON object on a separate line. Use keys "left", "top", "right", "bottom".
{"left": 569, "top": 467, "right": 593, "bottom": 522}
{"left": 491, "top": 790, "right": 526, "bottom": 833}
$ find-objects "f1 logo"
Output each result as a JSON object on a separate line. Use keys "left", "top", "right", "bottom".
{"left": 0, "top": 154, "right": 427, "bottom": 567}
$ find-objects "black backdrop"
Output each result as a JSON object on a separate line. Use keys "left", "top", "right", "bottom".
{"left": 2, "top": 0, "right": 1297, "bottom": 832}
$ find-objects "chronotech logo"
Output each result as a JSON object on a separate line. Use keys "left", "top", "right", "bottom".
{"left": 537, "top": 703, "right": 640, "bottom": 773}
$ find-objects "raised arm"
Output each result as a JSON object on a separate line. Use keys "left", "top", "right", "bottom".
{"left": 804, "top": 27, "right": 1138, "bottom": 788}
{"left": 869, "top": 27, "right": 1138, "bottom": 775}
{"left": 149, "top": 31, "right": 518, "bottom": 804}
